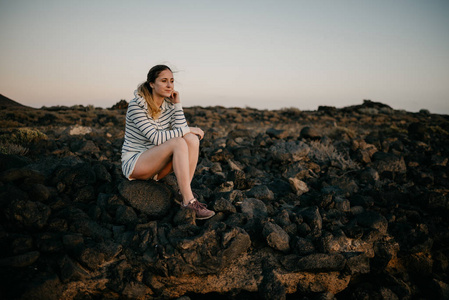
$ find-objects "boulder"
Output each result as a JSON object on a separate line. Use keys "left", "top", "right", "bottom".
{"left": 5, "top": 199, "right": 51, "bottom": 230}
{"left": 300, "top": 126, "right": 321, "bottom": 140}
{"left": 118, "top": 180, "right": 172, "bottom": 218}
{"left": 263, "top": 222, "right": 290, "bottom": 252}
{"left": 281, "top": 253, "right": 346, "bottom": 272}
{"left": 270, "top": 141, "right": 310, "bottom": 162}
{"left": 246, "top": 185, "right": 275, "bottom": 201}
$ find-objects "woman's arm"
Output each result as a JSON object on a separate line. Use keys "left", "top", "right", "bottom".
{"left": 170, "top": 102, "right": 189, "bottom": 129}
{"left": 127, "top": 101, "right": 190, "bottom": 146}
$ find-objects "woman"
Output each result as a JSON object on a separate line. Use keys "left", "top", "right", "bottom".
{"left": 121, "top": 65, "right": 215, "bottom": 220}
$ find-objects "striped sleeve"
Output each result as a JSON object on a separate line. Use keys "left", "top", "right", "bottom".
{"left": 170, "top": 103, "right": 189, "bottom": 129}
{"left": 128, "top": 101, "right": 190, "bottom": 146}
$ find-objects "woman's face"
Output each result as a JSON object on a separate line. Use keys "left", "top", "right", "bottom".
{"left": 151, "top": 69, "right": 174, "bottom": 98}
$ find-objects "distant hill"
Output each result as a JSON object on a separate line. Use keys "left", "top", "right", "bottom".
{"left": 0, "top": 94, "right": 34, "bottom": 109}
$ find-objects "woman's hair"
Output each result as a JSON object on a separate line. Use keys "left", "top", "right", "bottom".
{"left": 137, "top": 64, "right": 172, "bottom": 119}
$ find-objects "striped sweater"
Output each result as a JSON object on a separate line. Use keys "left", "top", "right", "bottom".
{"left": 121, "top": 91, "right": 191, "bottom": 156}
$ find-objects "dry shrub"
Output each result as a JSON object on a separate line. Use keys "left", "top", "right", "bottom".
{"left": 0, "top": 120, "right": 23, "bottom": 128}
{"left": 326, "top": 126, "right": 357, "bottom": 140}
{"left": 0, "top": 128, "right": 47, "bottom": 147}
{"left": 0, "top": 142, "right": 28, "bottom": 155}
{"left": 308, "top": 140, "right": 359, "bottom": 170}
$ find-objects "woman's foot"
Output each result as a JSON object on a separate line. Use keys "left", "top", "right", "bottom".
{"left": 174, "top": 190, "right": 198, "bottom": 205}
{"left": 182, "top": 198, "right": 215, "bottom": 220}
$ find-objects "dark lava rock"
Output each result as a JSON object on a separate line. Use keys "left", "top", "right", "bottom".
{"left": 408, "top": 122, "right": 430, "bottom": 141}
{"left": 118, "top": 180, "right": 172, "bottom": 218}
{"left": 300, "top": 126, "right": 321, "bottom": 140}
{"left": 292, "top": 237, "right": 315, "bottom": 256}
{"left": 266, "top": 128, "right": 289, "bottom": 139}
{"left": 5, "top": 199, "right": 51, "bottom": 230}
{"left": 246, "top": 185, "right": 275, "bottom": 201}
{"left": 0, "top": 154, "right": 31, "bottom": 172}
{"left": 281, "top": 253, "right": 346, "bottom": 272}
{"left": 241, "top": 198, "right": 268, "bottom": 220}
{"left": 262, "top": 222, "right": 290, "bottom": 252}
{"left": 270, "top": 141, "right": 310, "bottom": 162}
{"left": 371, "top": 152, "right": 406, "bottom": 178}
{"left": 356, "top": 211, "right": 388, "bottom": 234}
{"left": 0, "top": 251, "right": 40, "bottom": 267}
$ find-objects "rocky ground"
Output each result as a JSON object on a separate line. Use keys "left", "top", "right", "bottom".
{"left": 0, "top": 99, "right": 448, "bottom": 299}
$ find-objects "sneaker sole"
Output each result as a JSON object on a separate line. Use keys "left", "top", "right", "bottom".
{"left": 196, "top": 211, "right": 216, "bottom": 220}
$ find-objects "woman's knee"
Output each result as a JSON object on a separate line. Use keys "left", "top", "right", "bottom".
{"left": 183, "top": 133, "right": 200, "bottom": 149}
{"left": 172, "top": 136, "right": 189, "bottom": 152}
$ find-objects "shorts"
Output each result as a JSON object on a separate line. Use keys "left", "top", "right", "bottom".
{"left": 121, "top": 151, "right": 143, "bottom": 180}
{"left": 121, "top": 150, "right": 159, "bottom": 181}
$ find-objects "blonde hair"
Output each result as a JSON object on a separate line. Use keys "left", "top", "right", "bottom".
{"left": 137, "top": 65, "right": 172, "bottom": 120}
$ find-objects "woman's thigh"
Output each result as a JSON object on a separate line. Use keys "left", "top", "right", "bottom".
{"left": 130, "top": 137, "right": 184, "bottom": 180}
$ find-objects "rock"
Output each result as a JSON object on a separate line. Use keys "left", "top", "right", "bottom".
{"left": 300, "top": 126, "right": 321, "bottom": 140}
{"left": 0, "top": 154, "right": 31, "bottom": 172}
{"left": 344, "top": 253, "right": 370, "bottom": 275}
{"left": 70, "top": 219, "right": 112, "bottom": 240}
{"left": 358, "top": 167, "right": 379, "bottom": 183}
{"left": 259, "top": 270, "right": 286, "bottom": 300}
{"left": 118, "top": 180, "right": 172, "bottom": 218}
{"left": 282, "top": 162, "right": 309, "bottom": 180}
{"left": 212, "top": 197, "right": 237, "bottom": 214}
{"left": 293, "top": 237, "right": 315, "bottom": 256}
{"left": 115, "top": 205, "right": 138, "bottom": 225}
{"left": 35, "top": 232, "right": 63, "bottom": 253}
{"left": 266, "top": 128, "right": 288, "bottom": 139}
{"left": 27, "top": 183, "right": 52, "bottom": 203}
{"left": 267, "top": 179, "right": 293, "bottom": 197}
{"left": 371, "top": 152, "right": 406, "bottom": 177}
{"left": 356, "top": 211, "right": 388, "bottom": 234}
{"left": 241, "top": 198, "right": 268, "bottom": 220}
{"left": 122, "top": 282, "right": 153, "bottom": 299}
{"left": 16, "top": 274, "right": 63, "bottom": 300}
{"left": 263, "top": 222, "right": 290, "bottom": 252}
{"left": 51, "top": 163, "right": 97, "bottom": 190}
{"left": 0, "top": 251, "right": 40, "bottom": 267}
{"left": 246, "top": 185, "right": 275, "bottom": 201}
{"left": 408, "top": 122, "right": 430, "bottom": 141}
{"left": 5, "top": 199, "right": 51, "bottom": 230}
{"left": 281, "top": 253, "right": 346, "bottom": 272}
{"left": 64, "top": 125, "right": 92, "bottom": 136}
{"left": 110, "top": 99, "right": 129, "bottom": 110}
{"left": 288, "top": 177, "right": 309, "bottom": 196}
{"left": 227, "top": 169, "right": 247, "bottom": 190}
{"left": 77, "top": 246, "right": 105, "bottom": 270}
{"left": 173, "top": 207, "right": 196, "bottom": 225}
{"left": 430, "top": 279, "right": 449, "bottom": 300}
{"left": 9, "top": 234, "right": 34, "bottom": 254}
{"left": 92, "top": 163, "right": 112, "bottom": 182}
{"left": 0, "top": 168, "right": 45, "bottom": 184}
{"left": 270, "top": 141, "right": 310, "bottom": 162}
{"left": 298, "top": 206, "right": 322, "bottom": 237}
{"left": 77, "top": 140, "right": 100, "bottom": 154}
{"left": 58, "top": 255, "right": 90, "bottom": 283}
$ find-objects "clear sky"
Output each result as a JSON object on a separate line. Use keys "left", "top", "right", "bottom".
{"left": 1, "top": 0, "right": 448, "bottom": 113}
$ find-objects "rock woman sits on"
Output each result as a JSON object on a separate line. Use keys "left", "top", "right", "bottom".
{"left": 121, "top": 64, "right": 215, "bottom": 220}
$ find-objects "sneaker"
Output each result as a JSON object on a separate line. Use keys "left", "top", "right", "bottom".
{"left": 174, "top": 190, "right": 199, "bottom": 205}
{"left": 182, "top": 198, "right": 215, "bottom": 220}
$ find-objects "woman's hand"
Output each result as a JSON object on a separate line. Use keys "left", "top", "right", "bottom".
{"left": 189, "top": 127, "right": 204, "bottom": 140}
{"left": 169, "top": 90, "right": 180, "bottom": 104}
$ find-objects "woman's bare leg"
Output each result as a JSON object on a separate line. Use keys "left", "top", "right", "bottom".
{"left": 183, "top": 134, "right": 200, "bottom": 181}
{"left": 145, "top": 134, "right": 200, "bottom": 183}
{"left": 130, "top": 137, "right": 194, "bottom": 204}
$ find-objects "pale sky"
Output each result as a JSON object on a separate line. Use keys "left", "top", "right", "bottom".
{"left": 1, "top": 0, "right": 448, "bottom": 113}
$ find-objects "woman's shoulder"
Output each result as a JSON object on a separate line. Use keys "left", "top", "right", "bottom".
{"left": 130, "top": 91, "right": 147, "bottom": 110}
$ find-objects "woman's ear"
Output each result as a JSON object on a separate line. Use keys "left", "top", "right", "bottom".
{"left": 149, "top": 82, "right": 154, "bottom": 89}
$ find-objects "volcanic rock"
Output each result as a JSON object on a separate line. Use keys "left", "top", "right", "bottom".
{"left": 118, "top": 180, "right": 172, "bottom": 218}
